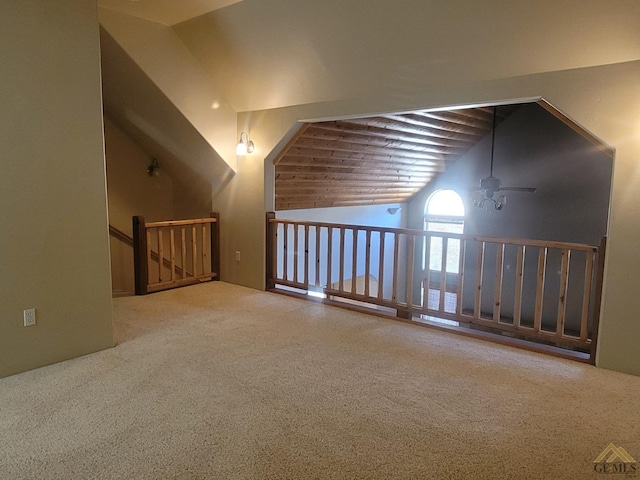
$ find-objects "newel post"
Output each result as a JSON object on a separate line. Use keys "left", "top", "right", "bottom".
{"left": 132, "top": 216, "right": 149, "bottom": 295}
{"left": 266, "top": 212, "right": 276, "bottom": 290}
{"left": 589, "top": 236, "right": 607, "bottom": 364}
{"left": 210, "top": 212, "right": 220, "bottom": 281}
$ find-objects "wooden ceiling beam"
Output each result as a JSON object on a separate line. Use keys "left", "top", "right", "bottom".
{"left": 276, "top": 197, "right": 416, "bottom": 210}
{"left": 276, "top": 177, "right": 431, "bottom": 186}
{"left": 446, "top": 108, "right": 493, "bottom": 122}
{"left": 294, "top": 137, "right": 466, "bottom": 158}
{"left": 276, "top": 186, "right": 428, "bottom": 195}
{"left": 299, "top": 132, "right": 458, "bottom": 155}
{"left": 276, "top": 185, "right": 430, "bottom": 193}
{"left": 276, "top": 194, "right": 420, "bottom": 201}
{"left": 301, "top": 127, "right": 465, "bottom": 152}
{"left": 306, "top": 122, "right": 474, "bottom": 149}
{"left": 281, "top": 148, "right": 449, "bottom": 165}
{"left": 355, "top": 115, "right": 486, "bottom": 141}
{"left": 433, "top": 111, "right": 493, "bottom": 130}
{"left": 275, "top": 171, "right": 433, "bottom": 182}
{"left": 276, "top": 185, "right": 422, "bottom": 193}
{"left": 276, "top": 172, "right": 433, "bottom": 182}
{"left": 276, "top": 159, "right": 443, "bottom": 173}
{"left": 389, "top": 113, "right": 487, "bottom": 136}
{"left": 276, "top": 163, "right": 438, "bottom": 175}
{"left": 276, "top": 197, "right": 414, "bottom": 207}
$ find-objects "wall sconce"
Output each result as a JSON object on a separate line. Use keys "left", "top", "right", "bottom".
{"left": 147, "top": 158, "right": 160, "bottom": 177}
{"left": 387, "top": 207, "right": 401, "bottom": 215}
{"left": 236, "top": 132, "right": 255, "bottom": 156}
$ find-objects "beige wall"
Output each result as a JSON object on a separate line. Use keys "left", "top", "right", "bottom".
{"left": 0, "top": 0, "right": 113, "bottom": 377}
{"left": 214, "top": 150, "right": 264, "bottom": 289}
{"left": 99, "top": 7, "right": 238, "bottom": 171}
{"left": 4, "top": 1, "right": 634, "bottom": 378}
{"left": 188, "top": 1, "right": 640, "bottom": 376}
{"left": 101, "top": 0, "right": 640, "bottom": 375}
{"left": 225, "top": 61, "right": 640, "bottom": 375}
{"left": 104, "top": 116, "right": 215, "bottom": 293}
{"left": 104, "top": 116, "right": 175, "bottom": 294}
{"left": 175, "top": 0, "right": 640, "bottom": 113}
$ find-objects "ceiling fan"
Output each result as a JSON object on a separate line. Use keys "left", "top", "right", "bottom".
{"left": 471, "top": 106, "right": 536, "bottom": 210}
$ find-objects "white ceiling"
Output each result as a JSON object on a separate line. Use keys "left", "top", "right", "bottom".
{"left": 96, "top": 0, "right": 243, "bottom": 26}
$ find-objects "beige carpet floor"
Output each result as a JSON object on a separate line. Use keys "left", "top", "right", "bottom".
{"left": 1, "top": 281, "right": 639, "bottom": 479}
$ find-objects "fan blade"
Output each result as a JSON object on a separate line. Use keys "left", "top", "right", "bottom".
{"left": 496, "top": 186, "right": 537, "bottom": 193}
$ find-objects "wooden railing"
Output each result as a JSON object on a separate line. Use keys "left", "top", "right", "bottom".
{"left": 266, "top": 213, "right": 606, "bottom": 362}
{"left": 133, "top": 213, "right": 220, "bottom": 295}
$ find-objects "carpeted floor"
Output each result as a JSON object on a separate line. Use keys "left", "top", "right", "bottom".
{"left": 1, "top": 281, "right": 639, "bottom": 479}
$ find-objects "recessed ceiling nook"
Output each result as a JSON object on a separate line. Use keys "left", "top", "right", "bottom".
{"left": 271, "top": 98, "right": 614, "bottom": 213}
{"left": 267, "top": 98, "right": 614, "bottom": 362}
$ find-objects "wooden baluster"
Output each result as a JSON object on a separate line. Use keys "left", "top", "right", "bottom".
{"left": 424, "top": 233, "right": 431, "bottom": 311}
{"left": 378, "top": 231, "right": 385, "bottom": 300}
{"left": 439, "top": 237, "right": 448, "bottom": 312}
{"left": 181, "top": 227, "right": 187, "bottom": 279}
{"left": 534, "top": 247, "right": 547, "bottom": 333}
{"left": 283, "top": 223, "right": 289, "bottom": 282}
{"left": 146, "top": 228, "right": 152, "bottom": 286}
{"left": 493, "top": 243, "right": 504, "bottom": 323}
{"left": 158, "top": 228, "right": 164, "bottom": 282}
{"left": 192, "top": 224, "right": 197, "bottom": 278}
{"left": 474, "top": 241, "right": 485, "bottom": 318}
{"left": 580, "top": 250, "right": 595, "bottom": 342}
{"left": 364, "top": 229, "right": 371, "bottom": 297}
{"left": 170, "top": 227, "right": 176, "bottom": 282}
{"left": 201, "top": 222, "right": 208, "bottom": 276}
{"left": 351, "top": 228, "right": 358, "bottom": 295}
{"left": 304, "top": 225, "right": 310, "bottom": 288}
{"left": 339, "top": 227, "right": 345, "bottom": 291}
{"left": 392, "top": 233, "right": 399, "bottom": 303}
{"left": 276, "top": 220, "right": 282, "bottom": 283}
{"left": 210, "top": 213, "right": 220, "bottom": 281}
{"left": 556, "top": 249, "right": 570, "bottom": 337}
{"left": 293, "top": 223, "right": 299, "bottom": 284}
{"left": 513, "top": 245, "right": 525, "bottom": 328}
{"left": 314, "top": 226, "right": 320, "bottom": 287}
{"left": 456, "top": 239, "right": 465, "bottom": 315}
{"left": 326, "top": 226, "right": 333, "bottom": 289}
{"left": 406, "top": 234, "right": 415, "bottom": 309}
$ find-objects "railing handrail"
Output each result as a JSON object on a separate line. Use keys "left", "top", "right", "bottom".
{"left": 109, "top": 224, "right": 134, "bottom": 248}
{"left": 110, "top": 223, "right": 189, "bottom": 278}
{"left": 266, "top": 212, "right": 606, "bottom": 363}
{"left": 268, "top": 217, "right": 599, "bottom": 252}
{"left": 146, "top": 217, "right": 218, "bottom": 228}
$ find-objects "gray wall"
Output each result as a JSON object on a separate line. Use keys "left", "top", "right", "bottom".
{"left": 408, "top": 103, "right": 613, "bottom": 332}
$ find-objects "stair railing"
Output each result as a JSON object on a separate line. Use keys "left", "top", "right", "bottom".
{"left": 133, "top": 213, "right": 220, "bottom": 295}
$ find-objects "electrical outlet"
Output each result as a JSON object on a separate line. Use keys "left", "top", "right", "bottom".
{"left": 235, "top": 251, "right": 241, "bottom": 262}
{"left": 23, "top": 308, "right": 36, "bottom": 327}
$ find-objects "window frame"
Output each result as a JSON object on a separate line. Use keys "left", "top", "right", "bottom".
{"left": 423, "top": 190, "right": 465, "bottom": 275}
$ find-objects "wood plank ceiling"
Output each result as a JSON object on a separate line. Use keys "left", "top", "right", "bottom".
{"left": 274, "top": 106, "right": 518, "bottom": 211}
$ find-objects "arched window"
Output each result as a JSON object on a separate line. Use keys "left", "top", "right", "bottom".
{"left": 424, "top": 189, "right": 465, "bottom": 273}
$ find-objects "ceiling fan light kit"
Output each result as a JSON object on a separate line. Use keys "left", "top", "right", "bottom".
{"left": 471, "top": 106, "right": 536, "bottom": 210}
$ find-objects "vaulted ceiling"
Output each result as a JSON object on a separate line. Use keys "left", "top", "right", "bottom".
{"left": 273, "top": 106, "right": 518, "bottom": 210}
{"left": 97, "top": 0, "right": 243, "bottom": 26}
{"left": 97, "top": 1, "right": 627, "bottom": 213}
